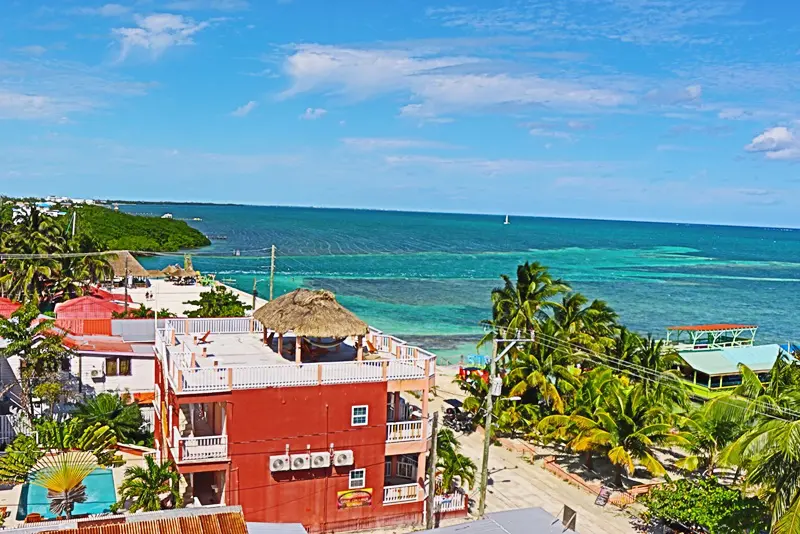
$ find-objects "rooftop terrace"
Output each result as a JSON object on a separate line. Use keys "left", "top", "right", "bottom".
{"left": 157, "top": 318, "right": 435, "bottom": 394}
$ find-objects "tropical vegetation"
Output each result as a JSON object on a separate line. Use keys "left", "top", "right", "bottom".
{"left": 114, "top": 456, "right": 181, "bottom": 513}
{"left": 28, "top": 451, "right": 99, "bottom": 519}
{"left": 72, "top": 204, "right": 210, "bottom": 252}
{"left": 456, "top": 260, "right": 800, "bottom": 533}
{"left": 436, "top": 428, "right": 476, "bottom": 493}
{"left": 0, "top": 203, "right": 113, "bottom": 306}
{"left": 184, "top": 285, "right": 251, "bottom": 317}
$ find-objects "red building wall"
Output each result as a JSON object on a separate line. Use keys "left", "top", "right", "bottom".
{"left": 225, "top": 381, "right": 423, "bottom": 532}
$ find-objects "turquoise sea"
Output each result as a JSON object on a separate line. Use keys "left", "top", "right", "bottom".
{"left": 126, "top": 204, "right": 800, "bottom": 363}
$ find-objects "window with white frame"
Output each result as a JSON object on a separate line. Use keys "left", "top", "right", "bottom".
{"left": 349, "top": 468, "right": 366, "bottom": 489}
{"left": 351, "top": 405, "right": 368, "bottom": 426}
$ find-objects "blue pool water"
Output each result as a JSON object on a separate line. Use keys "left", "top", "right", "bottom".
{"left": 17, "top": 468, "right": 117, "bottom": 520}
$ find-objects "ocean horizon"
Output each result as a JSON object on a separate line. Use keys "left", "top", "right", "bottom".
{"left": 125, "top": 202, "right": 800, "bottom": 363}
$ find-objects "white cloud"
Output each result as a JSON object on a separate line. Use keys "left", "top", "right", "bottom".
{"left": 13, "top": 45, "right": 48, "bottom": 56}
{"left": 745, "top": 126, "right": 800, "bottom": 160}
{"left": 283, "top": 44, "right": 630, "bottom": 118}
{"left": 75, "top": 3, "right": 131, "bottom": 17}
{"left": 529, "top": 128, "right": 572, "bottom": 140}
{"left": 385, "top": 154, "right": 613, "bottom": 176}
{"left": 230, "top": 100, "right": 257, "bottom": 117}
{"left": 645, "top": 84, "right": 702, "bottom": 105}
{"left": 341, "top": 137, "right": 458, "bottom": 151}
{"left": 300, "top": 107, "right": 327, "bottom": 120}
{"left": 165, "top": 0, "right": 249, "bottom": 10}
{"left": 112, "top": 14, "right": 211, "bottom": 60}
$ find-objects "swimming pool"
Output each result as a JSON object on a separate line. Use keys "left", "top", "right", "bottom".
{"left": 17, "top": 468, "right": 117, "bottom": 520}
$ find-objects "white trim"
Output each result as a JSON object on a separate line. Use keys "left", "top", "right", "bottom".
{"left": 348, "top": 468, "right": 366, "bottom": 489}
{"left": 351, "top": 405, "right": 368, "bottom": 427}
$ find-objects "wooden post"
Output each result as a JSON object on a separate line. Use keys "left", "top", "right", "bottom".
{"left": 191, "top": 352, "right": 196, "bottom": 366}
{"left": 426, "top": 412, "right": 439, "bottom": 528}
{"left": 381, "top": 360, "right": 388, "bottom": 380}
{"left": 295, "top": 337, "right": 302, "bottom": 364}
{"left": 177, "top": 370, "right": 183, "bottom": 392}
{"left": 317, "top": 364, "right": 323, "bottom": 385}
{"left": 278, "top": 334, "right": 283, "bottom": 355}
{"left": 227, "top": 368, "right": 233, "bottom": 389}
{"left": 357, "top": 335, "right": 364, "bottom": 361}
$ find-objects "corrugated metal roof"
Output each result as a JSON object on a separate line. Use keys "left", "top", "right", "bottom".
{"left": 55, "top": 297, "right": 126, "bottom": 320}
{"left": 426, "top": 508, "right": 575, "bottom": 534}
{"left": 678, "top": 344, "right": 781, "bottom": 375}
{"left": 14, "top": 507, "right": 251, "bottom": 534}
{"left": 0, "top": 297, "right": 21, "bottom": 318}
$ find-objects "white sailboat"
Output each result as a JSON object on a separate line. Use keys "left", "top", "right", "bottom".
{"left": 504, "top": 214, "right": 510, "bottom": 225}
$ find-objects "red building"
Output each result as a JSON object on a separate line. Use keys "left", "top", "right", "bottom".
{"left": 55, "top": 295, "right": 127, "bottom": 319}
{"left": 0, "top": 297, "right": 21, "bottom": 318}
{"left": 153, "top": 306, "right": 437, "bottom": 533}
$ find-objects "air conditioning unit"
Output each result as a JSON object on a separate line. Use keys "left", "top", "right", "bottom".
{"left": 310, "top": 452, "right": 330, "bottom": 468}
{"left": 269, "top": 455, "right": 290, "bottom": 472}
{"left": 290, "top": 453, "right": 311, "bottom": 470}
{"left": 333, "top": 450, "right": 354, "bottom": 467}
{"left": 90, "top": 369, "right": 104, "bottom": 379}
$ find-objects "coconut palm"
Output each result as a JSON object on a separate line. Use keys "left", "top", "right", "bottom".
{"left": 540, "top": 382, "right": 688, "bottom": 487}
{"left": 74, "top": 393, "right": 146, "bottom": 444}
{"left": 480, "top": 262, "right": 569, "bottom": 346}
{"left": 436, "top": 428, "right": 477, "bottom": 492}
{"left": 634, "top": 336, "right": 687, "bottom": 410}
{"left": 116, "top": 456, "right": 181, "bottom": 512}
{"left": 552, "top": 293, "right": 618, "bottom": 352}
{"left": 28, "top": 451, "right": 97, "bottom": 519}
{"left": 675, "top": 405, "right": 745, "bottom": 475}
{"left": 506, "top": 322, "right": 579, "bottom": 413}
{"left": 0, "top": 304, "right": 70, "bottom": 419}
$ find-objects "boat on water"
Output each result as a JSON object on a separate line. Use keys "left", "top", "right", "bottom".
{"left": 221, "top": 277, "right": 236, "bottom": 283}
{"left": 504, "top": 215, "right": 510, "bottom": 225}
{"left": 161, "top": 213, "right": 173, "bottom": 219}
{"left": 192, "top": 217, "right": 202, "bottom": 221}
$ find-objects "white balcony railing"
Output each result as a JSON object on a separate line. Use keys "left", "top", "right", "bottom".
{"left": 386, "top": 420, "right": 424, "bottom": 443}
{"left": 174, "top": 433, "right": 229, "bottom": 462}
{"left": 383, "top": 483, "right": 420, "bottom": 505}
{"left": 158, "top": 319, "right": 436, "bottom": 394}
{"left": 433, "top": 492, "right": 467, "bottom": 514}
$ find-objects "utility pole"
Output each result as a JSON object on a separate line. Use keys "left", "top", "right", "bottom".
{"left": 123, "top": 254, "right": 129, "bottom": 314}
{"left": 477, "top": 333, "right": 527, "bottom": 518}
{"left": 269, "top": 244, "right": 276, "bottom": 301}
{"left": 252, "top": 277, "right": 258, "bottom": 310}
{"left": 426, "top": 411, "right": 439, "bottom": 530}
{"left": 477, "top": 341, "right": 498, "bottom": 518}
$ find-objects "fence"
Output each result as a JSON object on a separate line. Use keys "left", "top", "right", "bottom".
{"left": 433, "top": 491, "right": 467, "bottom": 514}
{"left": 383, "top": 483, "right": 420, "bottom": 505}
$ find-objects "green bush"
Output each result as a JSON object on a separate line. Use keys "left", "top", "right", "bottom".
{"left": 641, "top": 477, "right": 768, "bottom": 534}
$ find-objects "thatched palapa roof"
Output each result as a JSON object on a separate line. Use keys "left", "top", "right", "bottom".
{"left": 163, "top": 264, "right": 181, "bottom": 276}
{"left": 253, "top": 288, "right": 368, "bottom": 338}
{"left": 107, "top": 251, "right": 149, "bottom": 278}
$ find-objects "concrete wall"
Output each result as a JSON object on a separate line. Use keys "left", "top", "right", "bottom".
{"left": 225, "top": 382, "right": 422, "bottom": 532}
{"left": 72, "top": 354, "right": 155, "bottom": 395}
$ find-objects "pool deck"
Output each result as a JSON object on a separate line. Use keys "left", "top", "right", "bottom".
{"left": 0, "top": 451, "right": 149, "bottom": 529}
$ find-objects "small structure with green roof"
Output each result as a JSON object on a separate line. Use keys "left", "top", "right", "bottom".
{"left": 667, "top": 324, "right": 784, "bottom": 397}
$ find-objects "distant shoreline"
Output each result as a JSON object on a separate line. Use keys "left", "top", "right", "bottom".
{"left": 113, "top": 200, "right": 799, "bottom": 232}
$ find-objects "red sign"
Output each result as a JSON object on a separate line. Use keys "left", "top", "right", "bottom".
{"left": 337, "top": 489, "right": 373, "bottom": 509}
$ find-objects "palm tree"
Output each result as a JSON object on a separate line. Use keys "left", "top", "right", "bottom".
{"left": 481, "top": 262, "right": 569, "bottom": 346}
{"left": 36, "top": 419, "right": 119, "bottom": 466}
{"left": 436, "top": 428, "right": 477, "bottom": 492}
{"left": 552, "top": 293, "right": 617, "bottom": 352}
{"left": 74, "top": 393, "right": 146, "bottom": 444}
{"left": 675, "top": 405, "right": 745, "bottom": 475}
{"left": 634, "top": 336, "right": 687, "bottom": 410}
{"left": 0, "top": 304, "right": 69, "bottom": 419}
{"left": 506, "top": 322, "right": 579, "bottom": 413}
{"left": 116, "top": 456, "right": 181, "bottom": 512}
{"left": 29, "top": 451, "right": 97, "bottom": 519}
{"left": 713, "top": 358, "right": 800, "bottom": 530}
{"left": 540, "top": 382, "right": 688, "bottom": 487}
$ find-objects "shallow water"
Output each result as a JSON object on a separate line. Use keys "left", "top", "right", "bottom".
{"left": 128, "top": 204, "right": 800, "bottom": 362}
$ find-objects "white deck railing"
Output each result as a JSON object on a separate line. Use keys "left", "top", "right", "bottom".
{"left": 174, "top": 433, "right": 229, "bottom": 462}
{"left": 383, "top": 483, "right": 420, "bottom": 505}
{"left": 386, "top": 420, "right": 424, "bottom": 443}
{"left": 159, "top": 319, "right": 436, "bottom": 394}
{"left": 433, "top": 492, "right": 467, "bottom": 513}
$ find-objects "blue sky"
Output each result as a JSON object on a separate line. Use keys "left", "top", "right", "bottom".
{"left": 2, "top": 0, "right": 800, "bottom": 226}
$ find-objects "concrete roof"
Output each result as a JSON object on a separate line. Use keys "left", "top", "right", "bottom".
{"left": 427, "top": 508, "right": 576, "bottom": 534}
{"left": 678, "top": 344, "right": 782, "bottom": 375}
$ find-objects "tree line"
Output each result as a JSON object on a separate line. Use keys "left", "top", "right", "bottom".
{"left": 459, "top": 261, "right": 798, "bottom": 533}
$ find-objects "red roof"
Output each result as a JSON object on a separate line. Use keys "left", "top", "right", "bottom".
{"left": 55, "top": 296, "right": 126, "bottom": 320}
{"left": 0, "top": 297, "right": 21, "bottom": 319}
{"left": 88, "top": 285, "right": 133, "bottom": 303}
{"left": 62, "top": 335, "right": 136, "bottom": 354}
{"left": 667, "top": 323, "right": 757, "bottom": 331}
